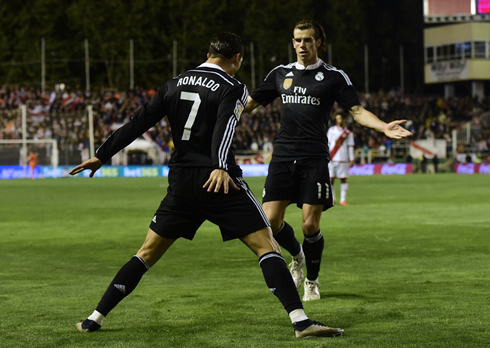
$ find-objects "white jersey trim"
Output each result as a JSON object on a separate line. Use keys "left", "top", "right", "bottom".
{"left": 322, "top": 63, "right": 352, "bottom": 86}
{"left": 293, "top": 59, "right": 324, "bottom": 70}
{"left": 188, "top": 66, "right": 237, "bottom": 86}
{"left": 263, "top": 63, "right": 295, "bottom": 81}
{"left": 218, "top": 116, "right": 237, "bottom": 170}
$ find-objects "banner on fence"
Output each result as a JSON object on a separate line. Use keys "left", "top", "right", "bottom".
{"left": 0, "top": 164, "right": 270, "bottom": 179}
{"left": 454, "top": 163, "right": 490, "bottom": 174}
{"left": 349, "top": 163, "right": 413, "bottom": 176}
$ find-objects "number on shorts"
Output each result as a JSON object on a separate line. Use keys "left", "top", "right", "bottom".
{"left": 317, "top": 182, "right": 330, "bottom": 199}
{"left": 180, "top": 91, "right": 201, "bottom": 141}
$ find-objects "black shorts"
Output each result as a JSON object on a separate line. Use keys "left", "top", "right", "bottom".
{"left": 150, "top": 167, "right": 270, "bottom": 241}
{"left": 263, "top": 158, "right": 334, "bottom": 211}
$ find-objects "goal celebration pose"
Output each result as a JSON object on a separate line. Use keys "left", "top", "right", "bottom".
{"left": 70, "top": 32, "right": 343, "bottom": 339}
{"left": 244, "top": 20, "right": 412, "bottom": 301}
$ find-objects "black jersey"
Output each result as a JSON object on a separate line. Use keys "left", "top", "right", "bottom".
{"left": 95, "top": 63, "right": 248, "bottom": 176}
{"left": 251, "top": 59, "right": 360, "bottom": 161}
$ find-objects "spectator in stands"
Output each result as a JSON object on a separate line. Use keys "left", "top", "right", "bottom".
{"left": 1, "top": 85, "right": 489, "bottom": 165}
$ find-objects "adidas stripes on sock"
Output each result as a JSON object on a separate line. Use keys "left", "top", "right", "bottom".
{"left": 302, "top": 230, "right": 324, "bottom": 281}
{"left": 259, "top": 251, "right": 303, "bottom": 314}
{"left": 273, "top": 221, "right": 302, "bottom": 257}
{"left": 95, "top": 255, "right": 149, "bottom": 316}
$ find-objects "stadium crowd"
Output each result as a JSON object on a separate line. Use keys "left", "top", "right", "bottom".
{"left": 1, "top": 85, "right": 489, "bottom": 165}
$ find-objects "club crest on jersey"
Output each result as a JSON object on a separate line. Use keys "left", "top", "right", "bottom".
{"left": 283, "top": 78, "right": 293, "bottom": 90}
{"left": 315, "top": 72, "right": 324, "bottom": 81}
{"left": 234, "top": 100, "right": 244, "bottom": 121}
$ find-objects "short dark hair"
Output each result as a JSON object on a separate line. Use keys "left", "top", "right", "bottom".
{"left": 294, "top": 20, "right": 327, "bottom": 52}
{"left": 209, "top": 32, "right": 244, "bottom": 60}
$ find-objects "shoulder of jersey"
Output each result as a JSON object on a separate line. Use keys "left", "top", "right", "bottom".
{"left": 263, "top": 62, "right": 296, "bottom": 79}
{"left": 183, "top": 66, "right": 243, "bottom": 87}
{"left": 320, "top": 62, "right": 353, "bottom": 85}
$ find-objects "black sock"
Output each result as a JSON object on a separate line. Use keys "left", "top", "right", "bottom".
{"left": 293, "top": 319, "right": 315, "bottom": 331}
{"left": 273, "top": 221, "right": 302, "bottom": 257}
{"left": 259, "top": 252, "right": 303, "bottom": 314}
{"left": 95, "top": 256, "right": 150, "bottom": 316}
{"left": 302, "top": 230, "right": 324, "bottom": 281}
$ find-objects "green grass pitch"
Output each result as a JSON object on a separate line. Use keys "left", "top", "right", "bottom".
{"left": 0, "top": 174, "right": 489, "bottom": 347}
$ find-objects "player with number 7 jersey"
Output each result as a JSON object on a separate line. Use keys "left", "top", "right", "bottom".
{"left": 95, "top": 64, "right": 247, "bottom": 178}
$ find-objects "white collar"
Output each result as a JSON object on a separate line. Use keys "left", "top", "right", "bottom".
{"left": 294, "top": 58, "right": 324, "bottom": 70}
{"left": 198, "top": 62, "right": 225, "bottom": 72}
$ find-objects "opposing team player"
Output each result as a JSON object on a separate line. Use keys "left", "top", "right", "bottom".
{"left": 327, "top": 111, "right": 355, "bottom": 206}
{"left": 69, "top": 32, "right": 343, "bottom": 338}
{"left": 244, "top": 20, "right": 412, "bottom": 301}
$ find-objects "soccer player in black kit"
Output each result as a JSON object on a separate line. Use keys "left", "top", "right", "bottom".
{"left": 245, "top": 20, "right": 412, "bottom": 301}
{"left": 70, "top": 32, "right": 343, "bottom": 338}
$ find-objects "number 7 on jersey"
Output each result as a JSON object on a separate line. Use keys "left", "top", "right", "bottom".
{"left": 180, "top": 91, "right": 201, "bottom": 141}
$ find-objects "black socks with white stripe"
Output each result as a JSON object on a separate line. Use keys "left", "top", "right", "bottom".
{"left": 303, "top": 230, "right": 324, "bottom": 281}
{"left": 272, "top": 221, "right": 302, "bottom": 257}
{"left": 95, "top": 255, "right": 149, "bottom": 317}
{"left": 258, "top": 252, "right": 303, "bottom": 314}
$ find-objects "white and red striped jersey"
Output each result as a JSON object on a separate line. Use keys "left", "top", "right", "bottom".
{"left": 327, "top": 125, "right": 354, "bottom": 163}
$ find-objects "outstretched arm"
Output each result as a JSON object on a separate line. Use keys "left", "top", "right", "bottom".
{"left": 243, "top": 96, "right": 261, "bottom": 113}
{"left": 349, "top": 105, "right": 413, "bottom": 139}
{"left": 69, "top": 157, "right": 102, "bottom": 178}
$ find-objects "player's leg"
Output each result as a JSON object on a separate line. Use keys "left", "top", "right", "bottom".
{"left": 340, "top": 178, "right": 348, "bottom": 205}
{"left": 263, "top": 200, "right": 305, "bottom": 287}
{"left": 337, "top": 162, "right": 349, "bottom": 206}
{"left": 295, "top": 158, "right": 332, "bottom": 301}
{"left": 301, "top": 204, "right": 324, "bottom": 301}
{"left": 262, "top": 162, "right": 305, "bottom": 287}
{"left": 329, "top": 163, "right": 336, "bottom": 204}
{"left": 76, "top": 228, "right": 175, "bottom": 333}
{"left": 240, "top": 227, "right": 343, "bottom": 338}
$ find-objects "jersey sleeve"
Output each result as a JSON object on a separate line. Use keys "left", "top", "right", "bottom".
{"left": 333, "top": 73, "right": 361, "bottom": 111}
{"left": 95, "top": 85, "right": 168, "bottom": 164}
{"left": 211, "top": 84, "right": 248, "bottom": 171}
{"left": 347, "top": 132, "right": 355, "bottom": 146}
{"left": 250, "top": 68, "right": 280, "bottom": 106}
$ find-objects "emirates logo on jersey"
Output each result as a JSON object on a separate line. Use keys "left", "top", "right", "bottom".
{"left": 315, "top": 72, "right": 324, "bottom": 81}
{"left": 283, "top": 78, "right": 293, "bottom": 90}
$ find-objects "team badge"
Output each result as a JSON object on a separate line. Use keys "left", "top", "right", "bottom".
{"left": 315, "top": 72, "right": 324, "bottom": 81}
{"left": 283, "top": 78, "right": 293, "bottom": 90}
{"left": 234, "top": 99, "right": 244, "bottom": 121}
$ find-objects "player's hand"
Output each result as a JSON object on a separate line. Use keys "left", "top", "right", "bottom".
{"left": 203, "top": 169, "right": 240, "bottom": 194}
{"left": 384, "top": 120, "right": 413, "bottom": 139}
{"left": 69, "top": 157, "right": 102, "bottom": 178}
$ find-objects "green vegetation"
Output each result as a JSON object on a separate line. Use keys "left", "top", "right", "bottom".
{"left": 1, "top": 174, "right": 488, "bottom": 347}
{"left": 1, "top": 0, "right": 423, "bottom": 92}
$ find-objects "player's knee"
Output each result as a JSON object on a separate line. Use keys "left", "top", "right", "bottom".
{"left": 266, "top": 216, "right": 283, "bottom": 232}
{"left": 135, "top": 249, "right": 155, "bottom": 267}
{"left": 302, "top": 220, "right": 320, "bottom": 235}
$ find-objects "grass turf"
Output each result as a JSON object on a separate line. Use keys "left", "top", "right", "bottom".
{"left": 0, "top": 174, "right": 489, "bottom": 347}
